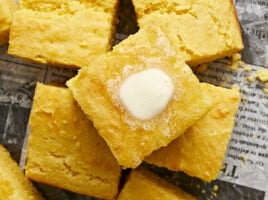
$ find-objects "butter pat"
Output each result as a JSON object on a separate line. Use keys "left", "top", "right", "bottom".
{"left": 119, "top": 68, "right": 174, "bottom": 120}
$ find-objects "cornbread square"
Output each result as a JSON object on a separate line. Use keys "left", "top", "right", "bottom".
{"left": 67, "top": 26, "right": 212, "bottom": 168}
{"left": 146, "top": 83, "right": 241, "bottom": 182}
{"left": 0, "top": 145, "right": 43, "bottom": 200}
{"left": 117, "top": 168, "right": 195, "bottom": 200}
{"left": 0, "top": 0, "right": 18, "bottom": 46}
{"left": 132, "top": 0, "right": 244, "bottom": 66}
{"left": 26, "top": 83, "right": 121, "bottom": 199}
{"left": 8, "top": 0, "right": 118, "bottom": 68}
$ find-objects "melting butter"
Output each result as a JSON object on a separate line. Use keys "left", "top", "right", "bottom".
{"left": 119, "top": 68, "right": 174, "bottom": 120}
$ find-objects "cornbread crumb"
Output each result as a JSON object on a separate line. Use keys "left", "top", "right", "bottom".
{"left": 26, "top": 83, "right": 121, "bottom": 199}
{"left": 231, "top": 53, "right": 241, "bottom": 62}
{"left": 244, "top": 65, "right": 252, "bottom": 72}
{"left": 212, "top": 191, "right": 217, "bottom": 197}
{"left": 241, "top": 154, "right": 248, "bottom": 162}
{"left": 263, "top": 88, "right": 268, "bottom": 94}
{"left": 213, "top": 185, "right": 219, "bottom": 192}
{"left": 226, "top": 54, "right": 244, "bottom": 70}
{"left": 247, "top": 75, "right": 255, "bottom": 83}
{"left": 231, "top": 84, "right": 240, "bottom": 91}
{"left": 0, "top": 145, "right": 43, "bottom": 200}
{"left": 228, "top": 62, "right": 242, "bottom": 71}
{"left": 257, "top": 69, "right": 268, "bottom": 82}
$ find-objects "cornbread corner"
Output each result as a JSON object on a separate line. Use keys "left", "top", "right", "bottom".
{"left": 117, "top": 167, "right": 196, "bottom": 200}
{"left": 8, "top": 0, "right": 119, "bottom": 68}
{"left": 26, "top": 83, "right": 121, "bottom": 199}
{"left": 67, "top": 26, "right": 212, "bottom": 168}
{"left": 146, "top": 83, "right": 241, "bottom": 182}
{"left": 0, "top": 145, "right": 43, "bottom": 200}
{"left": 0, "top": 0, "right": 18, "bottom": 46}
{"left": 132, "top": 0, "right": 244, "bottom": 66}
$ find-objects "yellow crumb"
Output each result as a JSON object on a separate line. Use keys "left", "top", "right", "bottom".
{"left": 247, "top": 75, "right": 255, "bottom": 83}
{"left": 212, "top": 191, "right": 217, "bottom": 197}
{"left": 232, "top": 53, "right": 241, "bottom": 62}
{"left": 227, "top": 54, "right": 243, "bottom": 70}
{"left": 257, "top": 69, "right": 268, "bottom": 82}
{"left": 202, "top": 190, "right": 206, "bottom": 194}
{"left": 263, "top": 88, "right": 268, "bottom": 94}
{"left": 213, "top": 185, "right": 219, "bottom": 192}
{"left": 228, "top": 62, "right": 240, "bottom": 70}
{"left": 241, "top": 154, "right": 247, "bottom": 162}
{"left": 243, "top": 65, "right": 252, "bottom": 72}
{"left": 196, "top": 63, "right": 208, "bottom": 72}
{"left": 231, "top": 84, "right": 240, "bottom": 91}
{"left": 252, "top": 134, "right": 257, "bottom": 139}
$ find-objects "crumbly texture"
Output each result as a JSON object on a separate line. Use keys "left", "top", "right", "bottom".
{"left": 26, "top": 83, "right": 121, "bottom": 199}
{"left": 145, "top": 83, "right": 241, "bottom": 182}
{"left": 20, "top": 0, "right": 118, "bottom": 14}
{"left": 0, "top": 145, "right": 43, "bottom": 200}
{"left": 117, "top": 168, "right": 195, "bottom": 200}
{"left": 8, "top": 0, "right": 118, "bottom": 68}
{"left": 132, "top": 0, "right": 244, "bottom": 66}
{"left": 0, "top": 0, "right": 18, "bottom": 46}
{"left": 67, "top": 26, "right": 212, "bottom": 168}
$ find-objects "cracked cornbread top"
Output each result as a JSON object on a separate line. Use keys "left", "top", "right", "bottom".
{"left": 132, "top": 0, "right": 244, "bottom": 66}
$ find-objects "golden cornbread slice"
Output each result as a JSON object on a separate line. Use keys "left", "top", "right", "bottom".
{"left": 0, "top": 145, "right": 43, "bottom": 200}
{"left": 146, "top": 83, "right": 241, "bottom": 182}
{"left": 117, "top": 168, "right": 195, "bottom": 200}
{"left": 8, "top": 8, "right": 115, "bottom": 68}
{"left": 26, "top": 83, "right": 121, "bottom": 199}
{"left": 132, "top": 0, "right": 244, "bottom": 66}
{"left": 67, "top": 26, "right": 212, "bottom": 168}
{"left": 0, "top": 0, "right": 18, "bottom": 46}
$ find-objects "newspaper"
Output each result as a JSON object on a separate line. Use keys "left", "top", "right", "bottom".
{"left": 0, "top": 0, "right": 267, "bottom": 199}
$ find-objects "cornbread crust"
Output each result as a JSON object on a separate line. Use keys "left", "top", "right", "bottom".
{"left": 67, "top": 26, "right": 212, "bottom": 168}
{"left": 132, "top": 0, "right": 244, "bottom": 66}
{"left": 0, "top": 0, "right": 18, "bottom": 46}
{"left": 20, "top": 0, "right": 118, "bottom": 14}
{"left": 8, "top": 0, "right": 119, "bottom": 68}
{"left": 117, "top": 168, "right": 195, "bottom": 200}
{"left": 0, "top": 145, "right": 43, "bottom": 200}
{"left": 146, "top": 83, "right": 241, "bottom": 182}
{"left": 26, "top": 83, "right": 121, "bottom": 199}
